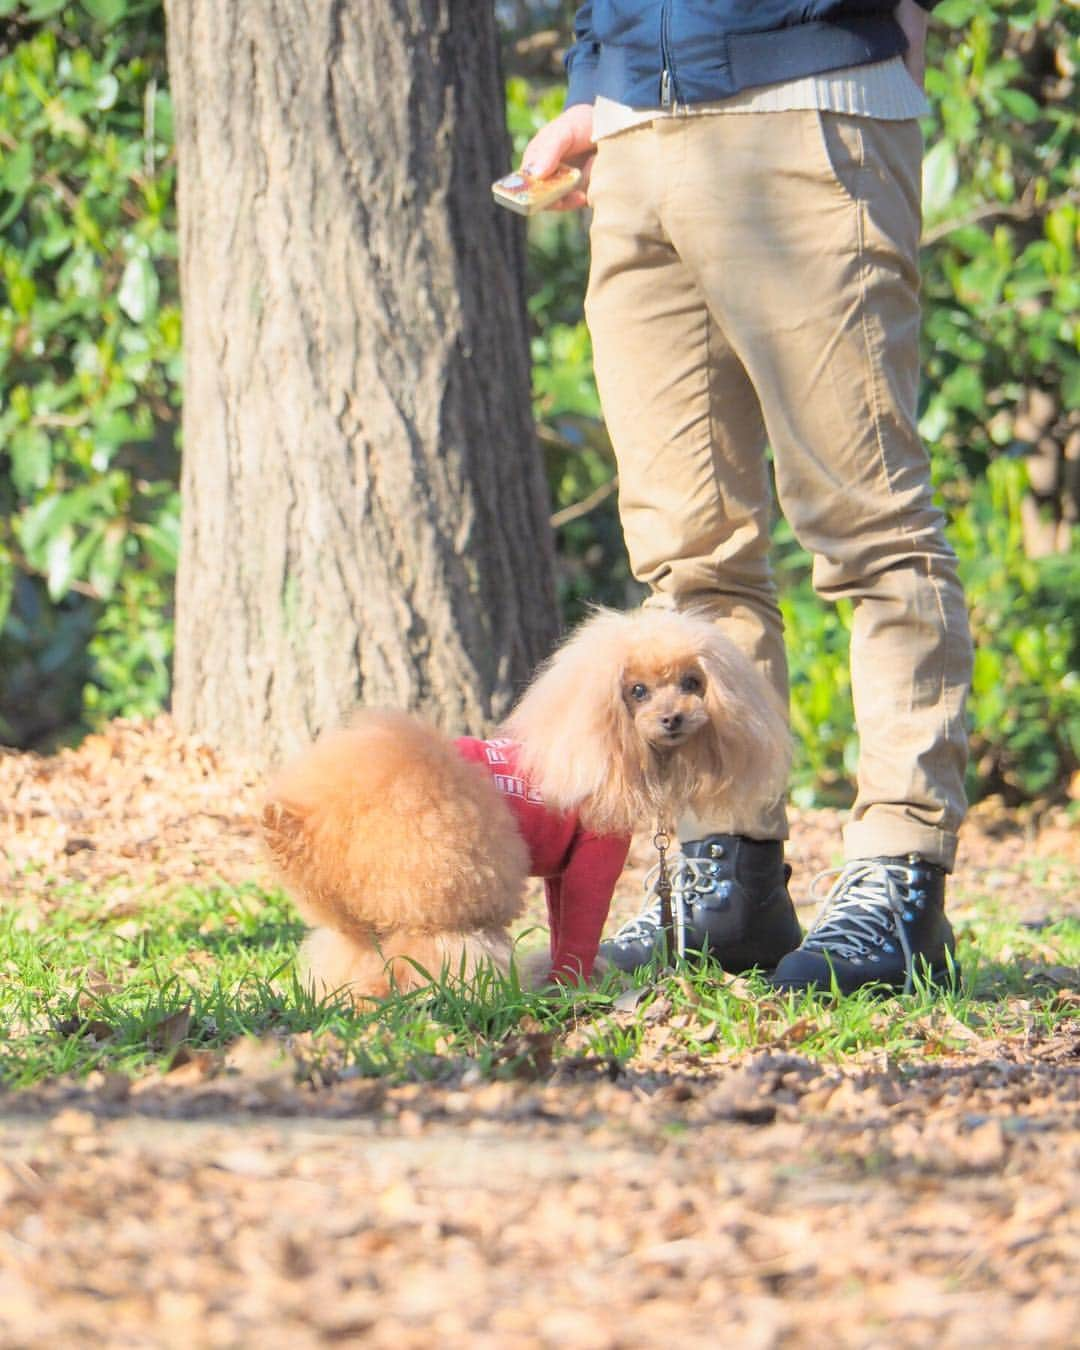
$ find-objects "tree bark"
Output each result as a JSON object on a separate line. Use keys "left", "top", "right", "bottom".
{"left": 165, "top": 0, "right": 558, "bottom": 762}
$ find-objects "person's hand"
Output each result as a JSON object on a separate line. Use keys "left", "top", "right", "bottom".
{"left": 520, "top": 103, "right": 596, "bottom": 211}
{"left": 895, "top": 0, "right": 929, "bottom": 89}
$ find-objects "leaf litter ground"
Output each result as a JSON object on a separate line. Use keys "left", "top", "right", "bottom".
{"left": 0, "top": 718, "right": 1077, "bottom": 1347}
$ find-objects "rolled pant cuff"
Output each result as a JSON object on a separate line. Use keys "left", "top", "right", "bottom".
{"left": 678, "top": 808, "right": 789, "bottom": 845}
{"left": 842, "top": 817, "right": 959, "bottom": 873}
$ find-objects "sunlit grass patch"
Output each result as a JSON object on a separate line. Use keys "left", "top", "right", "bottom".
{"left": 1, "top": 877, "right": 1076, "bottom": 1090}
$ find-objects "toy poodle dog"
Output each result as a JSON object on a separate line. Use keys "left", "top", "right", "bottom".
{"left": 262, "top": 606, "right": 790, "bottom": 1002}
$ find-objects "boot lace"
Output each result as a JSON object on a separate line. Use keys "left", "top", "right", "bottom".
{"left": 611, "top": 854, "right": 726, "bottom": 957}
{"left": 802, "top": 859, "right": 924, "bottom": 983}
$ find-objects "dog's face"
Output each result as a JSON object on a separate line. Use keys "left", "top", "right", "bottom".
{"left": 621, "top": 660, "right": 711, "bottom": 753}
{"left": 505, "top": 605, "right": 791, "bottom": 835}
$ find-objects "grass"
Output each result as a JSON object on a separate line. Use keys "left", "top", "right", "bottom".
{"left": 1, "top": 870, "right": 1077, "bottom": 1091}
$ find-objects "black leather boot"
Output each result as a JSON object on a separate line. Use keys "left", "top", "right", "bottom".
{"left": 769, "top": 855, "right": 959, "bottom": 995}
{"left": 600, "top": 834, "right": 803, "bottom": 974}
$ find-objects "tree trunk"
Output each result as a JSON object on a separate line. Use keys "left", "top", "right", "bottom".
{"left": 165, "top": 0, "right": 558, "bottom": 763}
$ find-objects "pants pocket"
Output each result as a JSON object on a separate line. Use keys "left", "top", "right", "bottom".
{"left": 807, "top": 109, "right": 868, "bottom": 207}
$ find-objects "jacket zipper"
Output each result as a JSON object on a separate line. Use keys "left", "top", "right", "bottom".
{"left": 659, "top": 0, "right": 677, "bottom": 108}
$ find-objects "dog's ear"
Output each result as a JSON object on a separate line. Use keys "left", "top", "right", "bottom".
{"left": 503, "top": 610, "right": 650, "bottom": 833}
{"left": 691, "top": 635, "right": 791, "bottom": 817}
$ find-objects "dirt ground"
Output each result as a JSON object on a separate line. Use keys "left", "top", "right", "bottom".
{"left": 1, "top": 719, "right": 1078, "bottom": 1348}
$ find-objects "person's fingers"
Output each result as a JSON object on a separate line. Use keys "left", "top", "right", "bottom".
{"left": 545, "top": 155, "right": 593, "bottom": 211}
{"left": 547, "top": 188, "right": 589, "bottom": 212}
{"left": 522, "top": 128, "right": 571, "bottom": 177}
{"left": 522, "top": 106, "right": 595, "bottom": 177}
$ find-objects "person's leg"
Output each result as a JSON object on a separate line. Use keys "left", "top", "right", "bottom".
{"left": 664, "top": 109, "right": 971, "bottom": 991}
{"left": 585, "top": 126, "right": 800, "bottom": 972}
{"left": 586, "top": 125, "right": 789, "bottom": 824}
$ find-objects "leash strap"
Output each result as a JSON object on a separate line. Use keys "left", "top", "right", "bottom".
{"left": 653, "top": 829, "right": 676, "bottom": 969}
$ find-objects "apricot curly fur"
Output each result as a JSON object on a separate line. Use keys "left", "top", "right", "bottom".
{"left": 505, "top": 607, "right": 790, "bottom": 835}
{"left": 298, "top": 926, "right": 513, "bottom": 1003}
{"left": 265, "top": 711, "right": 529, "bottom": 936}
{"left": 263, "top": 607, "right": 790, "bottom": 1002}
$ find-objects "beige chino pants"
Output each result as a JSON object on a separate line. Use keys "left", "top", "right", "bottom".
{"left": 584, "top": 110, "right": 973, "bottom": 870}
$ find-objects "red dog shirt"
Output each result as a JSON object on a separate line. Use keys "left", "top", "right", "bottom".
{"left": 455, "top": 737, "right": 630, "bottom": 981}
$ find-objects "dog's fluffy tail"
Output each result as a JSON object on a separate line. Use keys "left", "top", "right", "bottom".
{"left": 262, "top": 711, "right": 529, "bottom": 938}
{"left": 300, "top": 925, "right": 512, "bottom": 1003}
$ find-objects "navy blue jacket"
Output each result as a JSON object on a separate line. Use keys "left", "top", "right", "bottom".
{"left": 566, "top": 2, "right": 933, "bottom": 110}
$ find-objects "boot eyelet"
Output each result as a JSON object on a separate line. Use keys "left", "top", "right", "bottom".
{"left": 709, "top": 844, "right": 725, "bottom": 859}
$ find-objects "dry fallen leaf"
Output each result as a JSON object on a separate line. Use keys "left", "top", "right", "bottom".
{"left": 148, "top": 1005, "right": 192, "bottom": 1053}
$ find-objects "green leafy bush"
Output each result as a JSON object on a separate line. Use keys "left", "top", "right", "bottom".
{"left": 0, "top": 1, "right": 177, "bottom": 746}
{"left": 953, "top": 456, "right": 1080, "bottom": 801}
{"left": 919, "top": 0, "right": 1078, "bottom": 477}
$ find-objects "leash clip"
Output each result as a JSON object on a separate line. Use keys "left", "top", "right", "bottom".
{"left": 653, "top": 828, "right": 676, "bottom": 969}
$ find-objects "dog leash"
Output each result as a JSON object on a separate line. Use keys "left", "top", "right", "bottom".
{"left": 653, "top": 828, "right": 678, "bottom": 969}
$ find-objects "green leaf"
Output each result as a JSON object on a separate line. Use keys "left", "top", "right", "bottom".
{"left": 922, "top": 141, "right": 959, "bottom": 218}
{"left": 88, "top": 524, "right": 126, "bottom": 598}
{"left": 92, "top": 410, "right": 144, "bottom": 448}
{"left": 45, "top": 527, "right": 74, "bottom": 602}
{"left": 1060, "top": 360, "right": 1080, "bottom": 411}
{"left": 0, "top": 190, "right": 27, "bottom": 232}
{"left": 41, "top": 227, "right": 73, "bottom": 260}
{"left": 9, "top": 427, "right": 53, "bottom": 496}
{"left": 19, "top": 486, "right": 106, "bottom": 566}
{"left": 18, "top": 495, "right": 69, "bottom": 564}
{"left": 997, "top": 88, "right": 1041, "bottom": 123}
{"left": 933, "top": 0, "right": 979, "bottom": 26}
{"left": 5, "top": 271, "right": 36, "bottom": 318}
{"left": 117, "top": 254, "right": 159, "bottom": 323}
{"left": 152, "top": 88, "right": 174, "bottom": 146}
{"left": 81, "top": 0, "right": 128, "bottom": 23}
{"left": 1, "top": 141, "right": 34, "bottom": 194}
{"left": 94, "top": 72, "right": 119, "bottom": 110}
{"left": 69, "top": 522, "right": 106, "bottom": 591}
{"left": 1045, "top": 205, "right": 1076, "bottom": 267}
{"left": 941, "top": 363, "right": 985, "bottom": 416}
{"left": 142, "top": 508, "right": 180, "bottom": 571}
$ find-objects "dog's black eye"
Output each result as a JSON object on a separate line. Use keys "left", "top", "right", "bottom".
{"left": 679, "top": 673, "right": 703, "bottom": 695}
{"left": 629, "top": 682, "right": 649, "bottom": 702}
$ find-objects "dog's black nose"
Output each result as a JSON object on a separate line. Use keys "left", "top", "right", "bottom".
{"left": 661, "top": 713, "right": 683, "bottom": 732}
